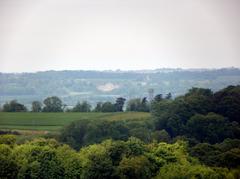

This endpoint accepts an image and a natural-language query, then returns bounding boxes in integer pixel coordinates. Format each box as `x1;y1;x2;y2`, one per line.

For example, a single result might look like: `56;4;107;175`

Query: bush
0;144;18;179
0;134;16;147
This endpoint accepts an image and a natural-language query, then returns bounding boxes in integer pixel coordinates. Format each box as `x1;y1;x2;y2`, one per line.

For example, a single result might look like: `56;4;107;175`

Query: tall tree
31;101;42;112
126;98;142;111
126;98;149;112
42;96;63;112
94;102;103;112
140;97;150;112
115;97;126;112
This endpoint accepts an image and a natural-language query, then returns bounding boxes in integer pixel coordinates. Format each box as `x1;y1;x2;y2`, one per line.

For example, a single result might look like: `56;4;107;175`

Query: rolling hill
1;68;240;107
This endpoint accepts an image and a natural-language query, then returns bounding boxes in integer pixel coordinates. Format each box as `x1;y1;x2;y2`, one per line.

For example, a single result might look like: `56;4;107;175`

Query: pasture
0;112;151;131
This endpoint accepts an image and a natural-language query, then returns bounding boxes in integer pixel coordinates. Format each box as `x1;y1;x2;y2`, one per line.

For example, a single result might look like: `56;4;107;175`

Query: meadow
0;112;151;131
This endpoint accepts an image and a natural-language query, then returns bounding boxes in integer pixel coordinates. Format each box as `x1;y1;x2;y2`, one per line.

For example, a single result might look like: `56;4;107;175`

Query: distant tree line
1;100;27;112
0;93;173;113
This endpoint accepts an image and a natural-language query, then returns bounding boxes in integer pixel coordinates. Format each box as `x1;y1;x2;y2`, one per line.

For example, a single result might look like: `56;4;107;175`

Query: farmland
0;112;151;131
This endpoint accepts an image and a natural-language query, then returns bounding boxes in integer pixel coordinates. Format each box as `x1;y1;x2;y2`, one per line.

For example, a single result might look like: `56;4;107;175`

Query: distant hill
1;68;240;107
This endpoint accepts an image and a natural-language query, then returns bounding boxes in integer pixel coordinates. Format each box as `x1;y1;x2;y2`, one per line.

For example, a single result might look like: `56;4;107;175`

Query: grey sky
0;0;240;72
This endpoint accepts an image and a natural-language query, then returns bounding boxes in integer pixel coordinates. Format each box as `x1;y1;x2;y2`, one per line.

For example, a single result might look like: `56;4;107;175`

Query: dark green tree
115;97;126;112
101;102;116;112
94;102;103;112
154;94;163;102
165;93;172;100
140;97;150;112
151;130;171;143
42;96;63;112
190;139;240;168
31;101;42;112
2;100;27;112
186;113;227;143
184;87;214;114
126;98;142;111
214;85;240;123
127;97;149;112
72;101;91;112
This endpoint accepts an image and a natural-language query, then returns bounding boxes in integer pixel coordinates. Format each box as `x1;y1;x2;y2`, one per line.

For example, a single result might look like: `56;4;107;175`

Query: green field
0;112;151;131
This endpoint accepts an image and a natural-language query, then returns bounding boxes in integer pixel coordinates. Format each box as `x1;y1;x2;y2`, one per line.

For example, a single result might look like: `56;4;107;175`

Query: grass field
0;112;151;131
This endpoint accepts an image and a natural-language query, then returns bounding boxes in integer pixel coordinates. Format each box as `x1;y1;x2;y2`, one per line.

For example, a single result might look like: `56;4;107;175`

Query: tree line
1;94;172;113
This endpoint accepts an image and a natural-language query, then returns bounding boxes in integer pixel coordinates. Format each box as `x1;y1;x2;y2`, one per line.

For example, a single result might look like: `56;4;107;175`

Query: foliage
214;85;240;123
72;101;91;112
92;98;126;112
165;92;172;100
1;85;240;178
156;163;233;179
42;96;63;112
2;100;27;112
56;145;82;179
151;130;171;143
154;94;163;102
0;134;16;147
101;102;116;112
117;156;152;179
186;113;228;143
59;119;130;150
31;101;42;112
184;87;214;114
129;127;151;143
94;102;103;112
126;97;150;112
0;144;19;179
13;144;64;178
59;114;154;150
190;139;240;168
0;135;239;179
115;97;126;112
152;86;240;144
79;144;114;179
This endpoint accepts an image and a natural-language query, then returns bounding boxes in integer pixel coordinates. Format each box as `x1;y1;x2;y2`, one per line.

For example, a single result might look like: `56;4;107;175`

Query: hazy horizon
1;0;240;72
1;67;240;74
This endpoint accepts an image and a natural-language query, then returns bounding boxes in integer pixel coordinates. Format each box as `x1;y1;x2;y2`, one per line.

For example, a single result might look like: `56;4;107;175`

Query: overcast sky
0;0;240;72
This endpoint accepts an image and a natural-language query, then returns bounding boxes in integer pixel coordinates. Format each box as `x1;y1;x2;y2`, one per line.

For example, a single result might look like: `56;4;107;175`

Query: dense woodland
0;85;240;178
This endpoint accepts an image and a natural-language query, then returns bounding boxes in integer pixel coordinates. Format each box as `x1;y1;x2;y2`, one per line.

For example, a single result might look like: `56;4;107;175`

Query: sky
0;0;240;72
